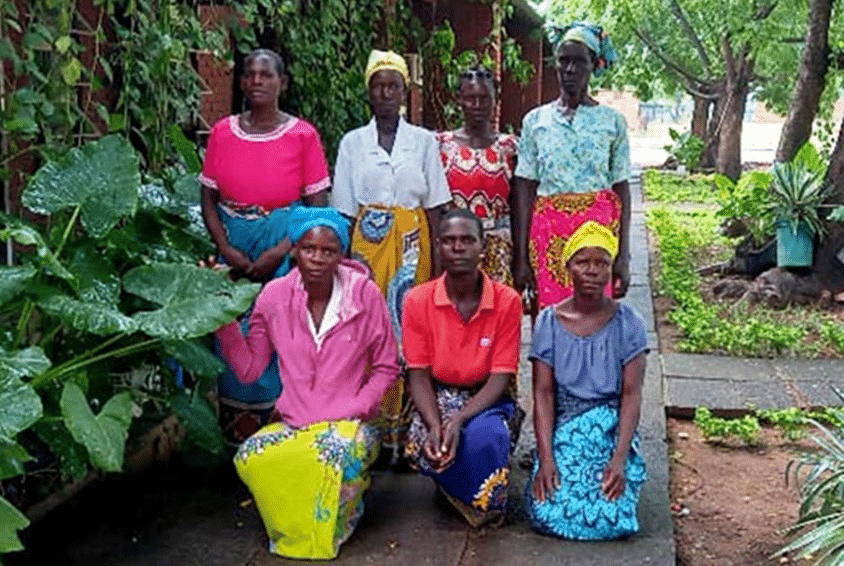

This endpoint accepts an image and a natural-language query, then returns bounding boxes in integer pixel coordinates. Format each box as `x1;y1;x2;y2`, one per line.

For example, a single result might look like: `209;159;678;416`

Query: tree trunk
699;84;723;170
691;94;710;139
716;78;748;181
814;115;844;293
827;115;844;200
775;0;832;163
717;37;752;182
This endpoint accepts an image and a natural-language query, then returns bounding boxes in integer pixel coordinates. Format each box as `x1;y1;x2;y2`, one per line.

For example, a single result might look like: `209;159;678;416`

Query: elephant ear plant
0;135;260;558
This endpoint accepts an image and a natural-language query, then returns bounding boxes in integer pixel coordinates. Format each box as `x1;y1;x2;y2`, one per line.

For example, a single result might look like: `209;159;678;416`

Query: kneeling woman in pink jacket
215;206;399;560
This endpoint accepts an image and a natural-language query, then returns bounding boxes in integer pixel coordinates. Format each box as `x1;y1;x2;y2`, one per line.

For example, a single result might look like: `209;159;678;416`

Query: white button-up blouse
331;117;451;217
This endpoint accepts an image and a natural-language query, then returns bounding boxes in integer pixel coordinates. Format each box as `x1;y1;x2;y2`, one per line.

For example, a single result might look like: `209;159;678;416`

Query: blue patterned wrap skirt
406;385;524;526
526;404;647;540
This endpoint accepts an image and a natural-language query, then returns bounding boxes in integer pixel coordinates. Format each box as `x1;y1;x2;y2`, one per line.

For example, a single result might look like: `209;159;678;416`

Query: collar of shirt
432;271;495;323
365;116;415;163
305;273;343;351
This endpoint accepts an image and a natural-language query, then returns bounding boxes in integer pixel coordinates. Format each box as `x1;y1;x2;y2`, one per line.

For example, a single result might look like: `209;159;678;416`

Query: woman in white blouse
331;49;451;453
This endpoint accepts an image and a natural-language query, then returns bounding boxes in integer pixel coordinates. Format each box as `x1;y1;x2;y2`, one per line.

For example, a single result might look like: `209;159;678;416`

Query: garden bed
645;168;844;564
645;170;844;359
668;419;807;566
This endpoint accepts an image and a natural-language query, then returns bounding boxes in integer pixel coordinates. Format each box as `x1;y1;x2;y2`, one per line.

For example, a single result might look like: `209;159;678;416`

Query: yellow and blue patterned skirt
234;420;379;559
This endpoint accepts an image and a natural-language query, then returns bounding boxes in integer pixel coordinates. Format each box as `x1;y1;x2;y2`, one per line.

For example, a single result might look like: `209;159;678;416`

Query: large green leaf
0;365;43;443
0;266;36;305
67;245;120;304
22;135;140;238
169;392;226;456
0;346;51;382
167;125;202;175
0;442;32;480
32;420;88;481
123;264;259;340
38;295;138;336
163;339;225;379
0;496;29;553
60;383;132;472
0;213;72;280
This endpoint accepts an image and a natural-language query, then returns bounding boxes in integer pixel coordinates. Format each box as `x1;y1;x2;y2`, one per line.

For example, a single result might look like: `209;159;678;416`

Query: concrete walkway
9;175;676;566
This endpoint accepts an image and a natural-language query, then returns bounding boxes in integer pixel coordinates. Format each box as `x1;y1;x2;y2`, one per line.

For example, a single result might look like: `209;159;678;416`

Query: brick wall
197;5;236;135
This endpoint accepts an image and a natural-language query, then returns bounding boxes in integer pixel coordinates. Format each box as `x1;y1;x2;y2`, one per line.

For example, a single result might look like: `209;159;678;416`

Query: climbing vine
388;0;535;130
232;0;384;164
0;0;232;180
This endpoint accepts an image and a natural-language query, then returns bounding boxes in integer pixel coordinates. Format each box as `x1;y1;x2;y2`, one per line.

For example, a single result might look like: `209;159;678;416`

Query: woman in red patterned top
437;67;518;287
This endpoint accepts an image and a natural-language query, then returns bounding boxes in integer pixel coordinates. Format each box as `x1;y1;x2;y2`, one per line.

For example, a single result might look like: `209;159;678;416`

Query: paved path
10;174;676;566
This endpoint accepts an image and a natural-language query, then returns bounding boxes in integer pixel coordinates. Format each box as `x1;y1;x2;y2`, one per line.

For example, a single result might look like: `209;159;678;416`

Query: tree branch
634;28;706;85
753;0;779;20
683;82;721;100
670;0;712;75
722;33;736;82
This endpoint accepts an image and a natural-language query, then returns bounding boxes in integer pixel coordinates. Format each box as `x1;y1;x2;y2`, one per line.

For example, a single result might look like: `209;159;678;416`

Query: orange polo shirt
402;272;522;388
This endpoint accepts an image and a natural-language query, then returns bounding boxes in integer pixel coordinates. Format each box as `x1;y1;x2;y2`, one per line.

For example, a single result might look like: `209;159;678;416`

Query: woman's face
241;56;286;107
294;227;343;286
457;79;494;125
556;41;594;98
438;217;483;277
368;70;406;120
567;246;612;295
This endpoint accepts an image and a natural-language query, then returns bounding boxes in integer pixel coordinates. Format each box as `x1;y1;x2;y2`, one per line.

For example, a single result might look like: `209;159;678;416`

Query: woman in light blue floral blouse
512;22;631;309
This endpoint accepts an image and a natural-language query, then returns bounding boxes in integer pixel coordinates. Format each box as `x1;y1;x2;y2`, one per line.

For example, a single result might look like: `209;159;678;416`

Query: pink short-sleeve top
199;115;331;211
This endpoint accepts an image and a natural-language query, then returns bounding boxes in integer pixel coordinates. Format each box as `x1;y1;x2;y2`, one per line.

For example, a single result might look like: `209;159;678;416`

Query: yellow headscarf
562;221;618;264
364;50;410;87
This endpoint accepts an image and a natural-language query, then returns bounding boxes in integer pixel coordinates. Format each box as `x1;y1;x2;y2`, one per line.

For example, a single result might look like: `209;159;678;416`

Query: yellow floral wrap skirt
351;205;431;447
234;420;379;559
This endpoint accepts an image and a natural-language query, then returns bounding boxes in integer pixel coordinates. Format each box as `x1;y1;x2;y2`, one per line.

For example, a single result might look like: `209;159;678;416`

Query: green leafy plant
779;412;844;564
0;0;230;179
694;407;761;445
714;169;775;247
663;128;704;172
770;142;832;238
642;170;719;204
0;135;259;557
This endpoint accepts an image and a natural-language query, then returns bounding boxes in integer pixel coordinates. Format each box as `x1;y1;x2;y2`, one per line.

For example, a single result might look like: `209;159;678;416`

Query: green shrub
694;407;761;445
643;169;719;204
663;128;704;172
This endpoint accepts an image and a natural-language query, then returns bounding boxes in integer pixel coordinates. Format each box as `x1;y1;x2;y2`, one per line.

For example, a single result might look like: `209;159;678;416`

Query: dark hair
457;66;497;99
244;49;285;77
440;207;484;240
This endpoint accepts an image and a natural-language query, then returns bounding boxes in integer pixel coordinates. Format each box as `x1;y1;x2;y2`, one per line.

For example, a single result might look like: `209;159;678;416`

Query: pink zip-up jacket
216;260;399;428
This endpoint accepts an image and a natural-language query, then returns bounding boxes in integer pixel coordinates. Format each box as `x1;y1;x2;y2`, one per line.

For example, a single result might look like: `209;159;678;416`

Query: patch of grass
643;169;719;204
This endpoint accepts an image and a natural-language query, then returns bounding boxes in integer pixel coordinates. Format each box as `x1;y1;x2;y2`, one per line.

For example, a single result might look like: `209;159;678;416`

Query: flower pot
744;238;776;277
776;221;813;267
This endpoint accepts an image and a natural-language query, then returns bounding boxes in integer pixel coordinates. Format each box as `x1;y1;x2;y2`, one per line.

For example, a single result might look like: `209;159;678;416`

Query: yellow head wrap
562;221;618;264
364;49;410;87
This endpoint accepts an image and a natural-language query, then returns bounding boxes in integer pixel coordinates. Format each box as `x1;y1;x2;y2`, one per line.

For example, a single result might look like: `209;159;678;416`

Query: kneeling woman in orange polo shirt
402;208;524;526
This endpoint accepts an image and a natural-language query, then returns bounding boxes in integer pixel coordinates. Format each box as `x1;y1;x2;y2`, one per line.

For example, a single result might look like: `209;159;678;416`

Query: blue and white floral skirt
526;404;647;540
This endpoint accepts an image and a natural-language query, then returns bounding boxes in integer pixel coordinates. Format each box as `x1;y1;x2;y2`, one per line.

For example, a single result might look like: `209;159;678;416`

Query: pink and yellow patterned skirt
529;189;621;309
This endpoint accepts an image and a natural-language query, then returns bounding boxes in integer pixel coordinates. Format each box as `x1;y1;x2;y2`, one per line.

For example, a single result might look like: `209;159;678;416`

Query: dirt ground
668;419;811;566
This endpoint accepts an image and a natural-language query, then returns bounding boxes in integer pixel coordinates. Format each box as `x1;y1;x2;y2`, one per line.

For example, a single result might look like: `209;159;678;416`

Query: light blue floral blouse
514;101;631;196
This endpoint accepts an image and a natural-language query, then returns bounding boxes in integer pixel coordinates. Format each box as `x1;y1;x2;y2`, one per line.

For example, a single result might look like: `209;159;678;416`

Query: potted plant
714;170;776;276
768;143;831;267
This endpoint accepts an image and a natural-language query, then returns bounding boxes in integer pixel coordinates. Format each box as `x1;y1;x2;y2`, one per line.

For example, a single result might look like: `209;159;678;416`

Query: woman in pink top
199;49;331;443
216;207;399;559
